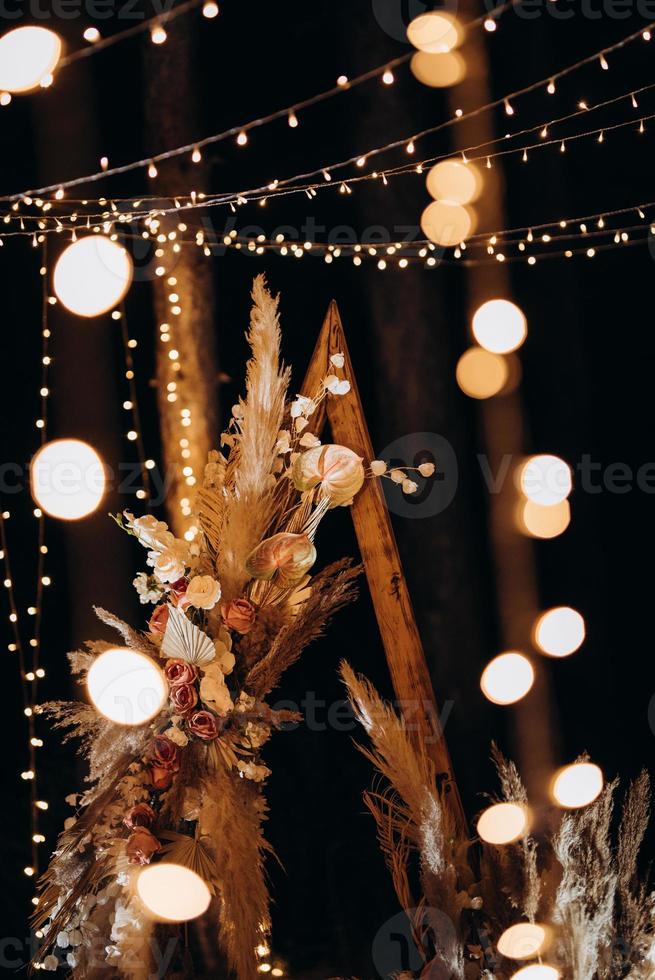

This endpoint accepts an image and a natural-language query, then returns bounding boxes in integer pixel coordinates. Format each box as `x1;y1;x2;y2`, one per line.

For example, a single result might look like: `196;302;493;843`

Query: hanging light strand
2;3;645;205
117;302;152;505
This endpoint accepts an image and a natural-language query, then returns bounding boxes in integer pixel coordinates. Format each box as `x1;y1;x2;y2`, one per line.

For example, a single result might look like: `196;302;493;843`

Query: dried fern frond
245;559;360;697
94;606;157;656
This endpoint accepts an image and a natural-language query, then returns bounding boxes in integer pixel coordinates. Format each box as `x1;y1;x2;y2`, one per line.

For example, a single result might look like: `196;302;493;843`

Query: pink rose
165;659;198;686
150;735;180;772
169;683;198;717
170;577;191;610
123;803;156;830
126;827;160;866
149;604;169;636
187;710;222;741
149;765;174;791
222;598;256;635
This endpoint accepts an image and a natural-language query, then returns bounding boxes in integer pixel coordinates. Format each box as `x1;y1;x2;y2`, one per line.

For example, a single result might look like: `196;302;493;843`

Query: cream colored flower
200;663;233;715
237;760;271;783
389;469;405;484
325;375;351;396
402;479;419;495
292;444;365;507
290;395;316;419
131;514;175;553
299;432;321;448
186;575;222;610
215;636;236;675
330;352;345;368
150;543;187;584
419;462;436;477
370;460;387;477
166;723;189;748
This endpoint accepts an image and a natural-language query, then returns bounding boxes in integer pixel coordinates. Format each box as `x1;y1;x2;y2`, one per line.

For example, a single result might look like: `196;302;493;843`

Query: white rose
200;663;233;715
151;542;187;584
186;575;222;610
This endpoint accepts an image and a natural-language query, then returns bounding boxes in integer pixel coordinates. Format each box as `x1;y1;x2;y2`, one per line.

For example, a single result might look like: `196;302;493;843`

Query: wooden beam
301;302;465;826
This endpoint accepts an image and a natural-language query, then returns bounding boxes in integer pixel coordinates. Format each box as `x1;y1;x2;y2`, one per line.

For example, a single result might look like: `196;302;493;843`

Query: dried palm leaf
161;605;216;666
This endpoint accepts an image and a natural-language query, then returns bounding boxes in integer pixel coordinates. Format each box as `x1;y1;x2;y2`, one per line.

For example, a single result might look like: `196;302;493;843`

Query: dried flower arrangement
341;664;655;980
31;277;436;978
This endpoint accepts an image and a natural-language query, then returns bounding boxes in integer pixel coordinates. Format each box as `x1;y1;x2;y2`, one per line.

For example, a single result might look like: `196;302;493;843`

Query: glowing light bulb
510;967;560;980
382;68;395;85
472;299;527;354
426;159;482;204
456;347;508;400
202;1;219;18
137;864;212;922
497;923;548;960
150;24;167;44
30;439;106;520
421;201;474;247
407;12;462;53
0;27;62;94
534;607;585;657
481;652;534;705
519;455;572;506
410;51;466;88
288;110;299;128
519;499;571;539
484;17;497;31
551;762;604;809
87;647;167;726
477;802;528;845
191;146;202;163
83;27;100;43
237;130;248;146
53;236;133;317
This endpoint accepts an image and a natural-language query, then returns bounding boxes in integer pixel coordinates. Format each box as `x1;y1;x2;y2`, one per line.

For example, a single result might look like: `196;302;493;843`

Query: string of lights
115;303;154;506
1;7;647;205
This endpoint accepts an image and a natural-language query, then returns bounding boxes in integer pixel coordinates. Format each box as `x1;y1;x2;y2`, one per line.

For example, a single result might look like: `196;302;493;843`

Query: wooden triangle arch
301;301;465;825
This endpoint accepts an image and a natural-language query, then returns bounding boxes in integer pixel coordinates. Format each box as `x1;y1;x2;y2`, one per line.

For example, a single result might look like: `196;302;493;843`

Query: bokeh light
0;27;62;94
410;51;466;87
53;236;133;317
30;439;106;520
497;923;548;960
534;607;586;657
426;159;482;204
551;762;604;809
472;300;528;354
481;652;534;705
137;864;212;922
87;648;168;726
519;499;571;539
407;12;462;53
456;347;508;400
477;802;529;844
421;201;474;247
510;966;560;980
520;455;572;506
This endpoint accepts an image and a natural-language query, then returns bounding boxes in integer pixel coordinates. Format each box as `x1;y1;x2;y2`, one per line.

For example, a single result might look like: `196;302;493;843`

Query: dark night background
1;1;655;976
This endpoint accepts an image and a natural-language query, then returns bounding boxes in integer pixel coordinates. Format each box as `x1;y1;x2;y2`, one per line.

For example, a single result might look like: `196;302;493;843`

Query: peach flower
126;827;160;866
222;598;256;635
292;444;365;507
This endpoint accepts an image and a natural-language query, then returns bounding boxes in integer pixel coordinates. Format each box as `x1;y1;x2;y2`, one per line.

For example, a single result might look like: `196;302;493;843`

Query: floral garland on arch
31;276;435;979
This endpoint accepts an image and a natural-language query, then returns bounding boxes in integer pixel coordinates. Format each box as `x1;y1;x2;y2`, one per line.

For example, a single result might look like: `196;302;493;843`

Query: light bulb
202;1;219;17
534;607;585;657
426;159;482;204
497;923;548;960
53;236;132;316
83;27;100;43
477;802;528;845
31;439;106;520
407;12;462;53
87;647;168;726
551;762;604;809
481;652;534;705
137;864;212;922
0;27;62;93
519;455;572;506
150;24;167;44
472;300;527;354
511;967;560;980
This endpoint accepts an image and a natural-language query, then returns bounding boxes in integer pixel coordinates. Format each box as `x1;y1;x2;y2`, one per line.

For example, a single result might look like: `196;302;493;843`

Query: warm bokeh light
0;27;62;94
407;12;462;53
137;864;212;922
520;455;573;506
410;51;466;88
421;201;474;247
477;802;529;845
472;300;528;354
426;159;482;204
481;652;534;705
497;923;548;960
87;648;168;726
534;607;586;657
202;1;219;17
551;762;604;809
510;966;560;980
456;347;508;400
519;499;571;539
54;236;133;317
30;439;106;520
